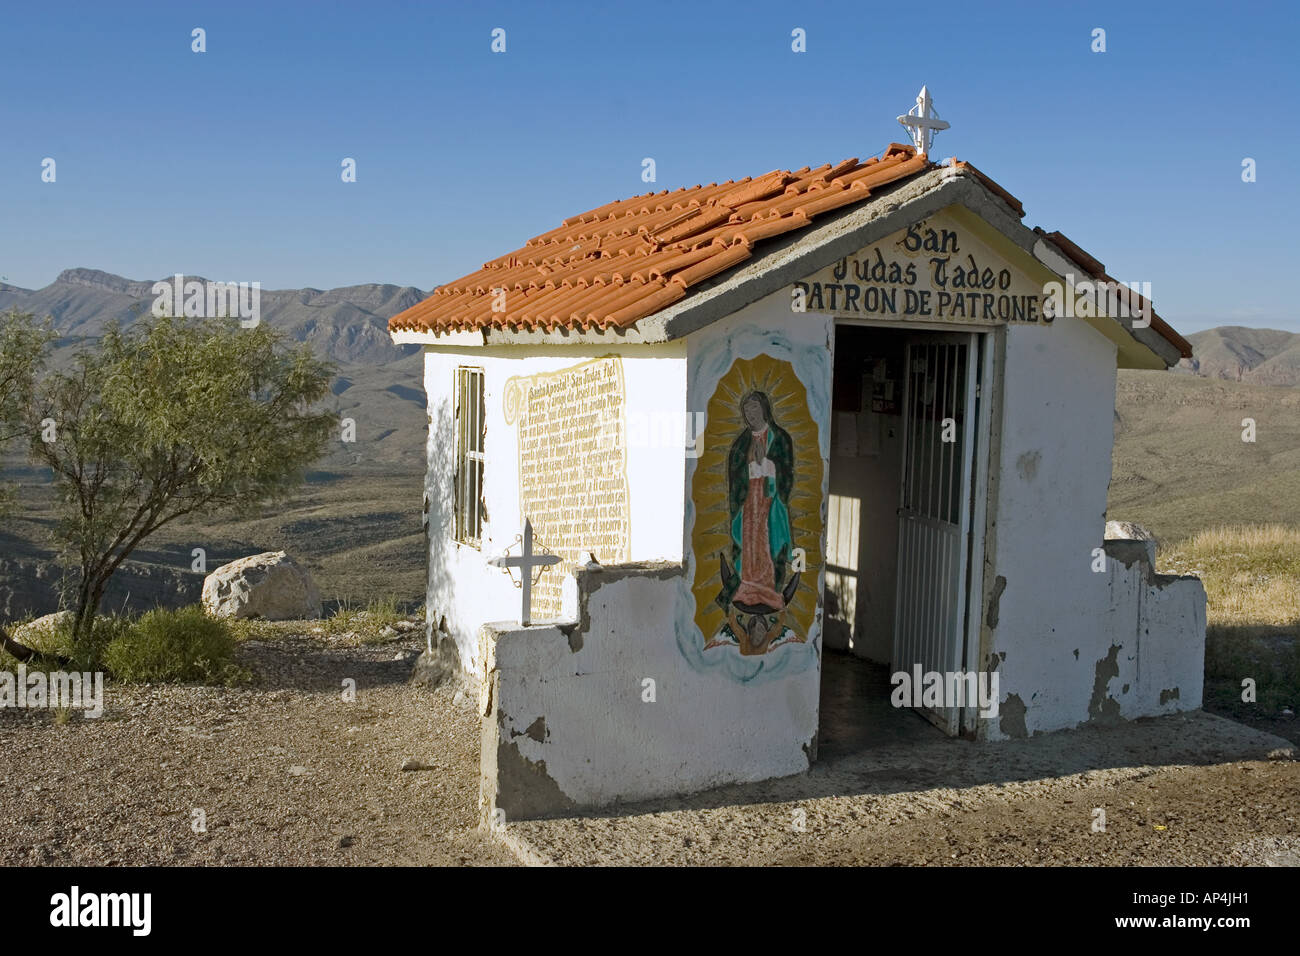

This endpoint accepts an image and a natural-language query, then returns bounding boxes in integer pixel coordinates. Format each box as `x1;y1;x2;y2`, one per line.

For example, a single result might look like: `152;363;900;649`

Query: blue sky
1;0;1296;333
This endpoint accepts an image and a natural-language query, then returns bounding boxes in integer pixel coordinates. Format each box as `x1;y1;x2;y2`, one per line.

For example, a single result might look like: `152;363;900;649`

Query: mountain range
0;267;426;364
1;269;432;470
2;270;1298;478
6;269;1298;385
1181;326;1300;385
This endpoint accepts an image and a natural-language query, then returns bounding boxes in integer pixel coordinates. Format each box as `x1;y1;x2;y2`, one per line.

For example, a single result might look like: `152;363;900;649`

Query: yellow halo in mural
690;353;824;655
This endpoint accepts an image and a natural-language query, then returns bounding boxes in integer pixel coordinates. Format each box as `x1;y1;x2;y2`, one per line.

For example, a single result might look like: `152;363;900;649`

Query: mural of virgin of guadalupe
713;390;803;655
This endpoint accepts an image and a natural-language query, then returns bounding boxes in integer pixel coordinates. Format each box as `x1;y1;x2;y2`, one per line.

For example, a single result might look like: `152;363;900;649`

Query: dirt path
507;712;1298;866
3;631;1294;867
0;631;515;866
770;761;1300;866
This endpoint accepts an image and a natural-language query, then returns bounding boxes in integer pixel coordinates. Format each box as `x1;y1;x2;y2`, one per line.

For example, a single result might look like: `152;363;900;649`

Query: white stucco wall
985;317;1205;738
479;288;833;815
483;568;820;814
422;344;688;680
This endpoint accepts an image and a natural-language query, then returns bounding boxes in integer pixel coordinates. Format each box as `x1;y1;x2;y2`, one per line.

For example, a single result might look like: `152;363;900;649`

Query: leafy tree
22;313;337;648
0;310;55;660
0;310;54;510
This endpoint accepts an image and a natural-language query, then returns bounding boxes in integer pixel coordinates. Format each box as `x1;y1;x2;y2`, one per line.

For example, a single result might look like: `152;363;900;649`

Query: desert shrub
60;613;133;672
1;611;129;671
222;617;292;643
322;595;407;641
1203;632;1300;713
104;606;244;684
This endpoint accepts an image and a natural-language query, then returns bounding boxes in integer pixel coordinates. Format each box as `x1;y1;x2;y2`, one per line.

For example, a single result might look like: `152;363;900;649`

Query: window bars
454;367;485;546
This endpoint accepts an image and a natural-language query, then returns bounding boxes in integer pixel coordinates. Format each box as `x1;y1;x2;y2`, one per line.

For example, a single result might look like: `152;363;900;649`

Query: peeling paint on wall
1015;449;1041;481
561;561;681;655
985;575;1007;628
515;716;547;742
490;738;576;821
999;693;1028;738
802;731;818;764
1088;643;1123;724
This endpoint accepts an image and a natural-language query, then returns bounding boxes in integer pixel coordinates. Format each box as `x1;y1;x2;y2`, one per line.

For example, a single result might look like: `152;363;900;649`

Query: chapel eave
394;166;1188;370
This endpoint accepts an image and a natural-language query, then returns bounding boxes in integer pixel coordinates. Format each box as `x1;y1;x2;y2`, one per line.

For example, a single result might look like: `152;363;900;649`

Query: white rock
201;551;322;621
11;611;76;654
1104;520;1157;541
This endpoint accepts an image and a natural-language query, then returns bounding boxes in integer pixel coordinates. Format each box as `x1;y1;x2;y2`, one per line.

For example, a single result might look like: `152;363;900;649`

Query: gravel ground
3;629;1295;868
766;761;1300;866
0;628;516;866
506;712;1298;866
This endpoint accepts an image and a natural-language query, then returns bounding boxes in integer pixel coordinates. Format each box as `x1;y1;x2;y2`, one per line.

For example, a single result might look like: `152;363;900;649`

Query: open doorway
818;322;986;758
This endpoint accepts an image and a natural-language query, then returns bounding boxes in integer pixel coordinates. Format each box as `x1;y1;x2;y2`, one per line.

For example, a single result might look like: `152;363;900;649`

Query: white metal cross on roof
897;85;950;156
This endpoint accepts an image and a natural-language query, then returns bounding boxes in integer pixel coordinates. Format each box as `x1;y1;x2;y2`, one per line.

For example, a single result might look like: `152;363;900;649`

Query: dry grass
320;596;413;643
1163;524;1300;726
221;598;420;647
1164;524;1300;630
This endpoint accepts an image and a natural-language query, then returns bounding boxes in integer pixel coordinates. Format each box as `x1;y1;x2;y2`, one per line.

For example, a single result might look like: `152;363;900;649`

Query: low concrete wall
480;561;820;822
479;544;1206;820
1100;538;1207;720
989;536;1206;739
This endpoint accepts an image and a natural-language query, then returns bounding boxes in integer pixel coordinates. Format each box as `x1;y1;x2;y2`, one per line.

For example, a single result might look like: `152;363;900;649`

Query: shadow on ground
520;650;1296;821
236;635;421;693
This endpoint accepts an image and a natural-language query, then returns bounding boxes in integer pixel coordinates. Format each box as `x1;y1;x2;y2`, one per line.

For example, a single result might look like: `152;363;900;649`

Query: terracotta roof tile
654;206;735;245
789;181;870;218
735;210;811;244
674;242;754;287
712;171;792;208
1041;229;1105;275
389;143;936;335
642;244;723;280
607;278;685;327
388;142;1184;355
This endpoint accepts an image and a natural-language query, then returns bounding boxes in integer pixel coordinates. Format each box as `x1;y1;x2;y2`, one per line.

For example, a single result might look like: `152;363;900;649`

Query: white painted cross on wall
487;519;561;627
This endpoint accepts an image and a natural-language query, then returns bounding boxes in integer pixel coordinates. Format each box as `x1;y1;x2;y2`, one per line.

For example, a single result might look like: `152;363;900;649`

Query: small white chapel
388;90;1206;820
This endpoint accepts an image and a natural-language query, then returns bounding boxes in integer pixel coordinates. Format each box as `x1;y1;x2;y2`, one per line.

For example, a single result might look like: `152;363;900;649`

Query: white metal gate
893;333;980;735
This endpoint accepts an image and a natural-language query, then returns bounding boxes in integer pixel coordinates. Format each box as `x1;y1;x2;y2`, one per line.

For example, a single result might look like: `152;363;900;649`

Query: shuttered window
454;367;485;546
